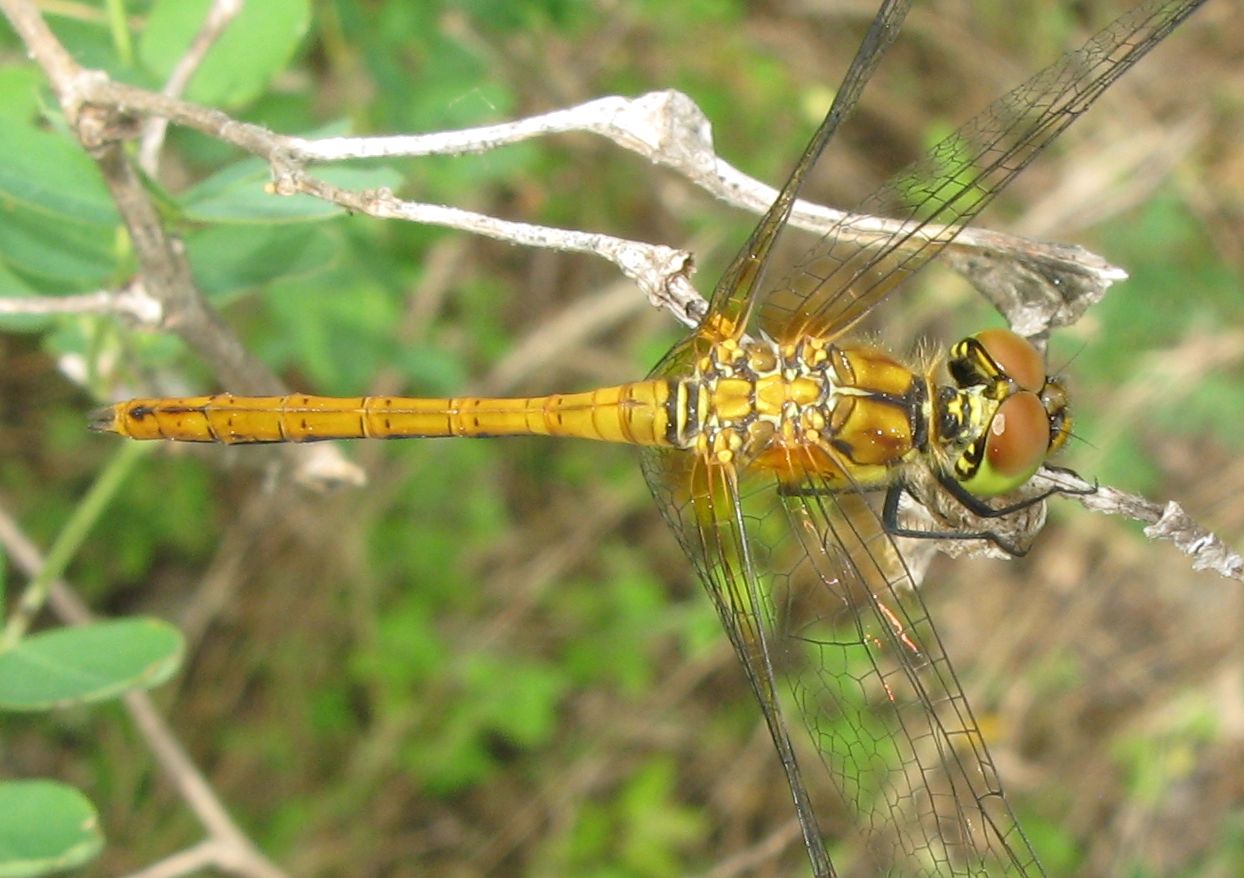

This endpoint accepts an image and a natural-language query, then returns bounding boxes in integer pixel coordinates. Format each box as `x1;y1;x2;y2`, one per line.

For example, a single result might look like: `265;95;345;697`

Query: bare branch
287;89;1129;335
119;840;218;878
0;1;272;391
276;170;706;327
62;76;1126;335
87;142;281;394
1056;471;1244;583
273;89;1119;325
895;462;1243;588
138;0;245;175
0;283;162;323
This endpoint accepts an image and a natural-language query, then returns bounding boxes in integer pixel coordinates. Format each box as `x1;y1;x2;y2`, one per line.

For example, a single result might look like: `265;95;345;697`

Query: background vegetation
1;1;1242;876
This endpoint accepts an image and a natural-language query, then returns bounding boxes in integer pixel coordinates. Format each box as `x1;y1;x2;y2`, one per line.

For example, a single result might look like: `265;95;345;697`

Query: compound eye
974;328;1046;392
960;392;1048;497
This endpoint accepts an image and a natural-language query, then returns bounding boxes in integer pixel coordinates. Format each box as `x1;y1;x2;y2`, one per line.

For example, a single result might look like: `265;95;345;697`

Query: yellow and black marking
93;330;1067;506
681;336;929;489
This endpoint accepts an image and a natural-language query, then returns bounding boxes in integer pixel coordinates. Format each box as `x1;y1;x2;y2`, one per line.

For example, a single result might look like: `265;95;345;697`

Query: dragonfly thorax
671;328;1070;499
675;336;927;490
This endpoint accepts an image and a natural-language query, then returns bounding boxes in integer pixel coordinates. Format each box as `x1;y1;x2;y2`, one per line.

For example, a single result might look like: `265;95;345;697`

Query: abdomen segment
90;380;677;447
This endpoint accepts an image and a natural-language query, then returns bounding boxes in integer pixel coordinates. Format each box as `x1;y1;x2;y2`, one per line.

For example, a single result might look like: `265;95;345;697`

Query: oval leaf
140;0;311;108
0;204;117;287
0;68;46;126
0;125;118;226
187;223;339;301
0;619;183;711
0;780;103;877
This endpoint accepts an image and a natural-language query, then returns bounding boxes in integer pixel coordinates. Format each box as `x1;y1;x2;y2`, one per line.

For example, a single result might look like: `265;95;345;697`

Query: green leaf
464;654;566;748
140;0;312;108
0;125;118;226
618;759;705;875
0;202;116;287
0;780;103;876
259;275;402;391
179;159;405;223
0;619;183;710
35;15;125;77
0;67;46;125
186;223;339;301
389;346;468;397
1009;809;1082;875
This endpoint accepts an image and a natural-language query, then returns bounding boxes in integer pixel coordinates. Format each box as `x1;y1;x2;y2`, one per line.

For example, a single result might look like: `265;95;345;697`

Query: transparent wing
640;441;1047;876
703;0;913;342
639;445;835;877
777;458;1045;875
642;3;1210;874
737;0;1208;344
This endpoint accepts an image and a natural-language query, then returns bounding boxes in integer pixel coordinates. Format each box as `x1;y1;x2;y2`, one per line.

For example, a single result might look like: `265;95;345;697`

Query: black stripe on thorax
908;376;929;451
664;378;699;447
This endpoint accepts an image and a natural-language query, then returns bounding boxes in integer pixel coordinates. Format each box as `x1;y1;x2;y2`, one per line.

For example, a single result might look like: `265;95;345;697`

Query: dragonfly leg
881;482;1031;557
776;477;1028;552
1043;464;1100;494
935;468;1094;518
775;477;1029;553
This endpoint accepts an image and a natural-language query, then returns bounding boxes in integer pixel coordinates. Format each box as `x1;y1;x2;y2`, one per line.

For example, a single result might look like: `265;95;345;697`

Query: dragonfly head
942;328;1072;498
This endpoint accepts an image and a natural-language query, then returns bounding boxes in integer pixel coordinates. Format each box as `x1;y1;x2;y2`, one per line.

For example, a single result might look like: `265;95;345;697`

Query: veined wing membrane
639;444;836;877
778;462;1043;875
640;439;1045;875
753;0;1210;345
703;0;913;342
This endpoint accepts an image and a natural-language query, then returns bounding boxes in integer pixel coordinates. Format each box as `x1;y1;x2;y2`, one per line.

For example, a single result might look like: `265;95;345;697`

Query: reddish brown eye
959;391;1051;497
975;327;1045;392
986;392;1048;480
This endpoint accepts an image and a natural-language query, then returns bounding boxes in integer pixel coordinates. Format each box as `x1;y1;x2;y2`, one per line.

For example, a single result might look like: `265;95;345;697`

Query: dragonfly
92;0;1209;874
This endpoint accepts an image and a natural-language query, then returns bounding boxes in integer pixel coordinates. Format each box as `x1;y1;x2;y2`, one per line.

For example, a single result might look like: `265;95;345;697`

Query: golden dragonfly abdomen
91;328;1059;500
90;380;678;447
